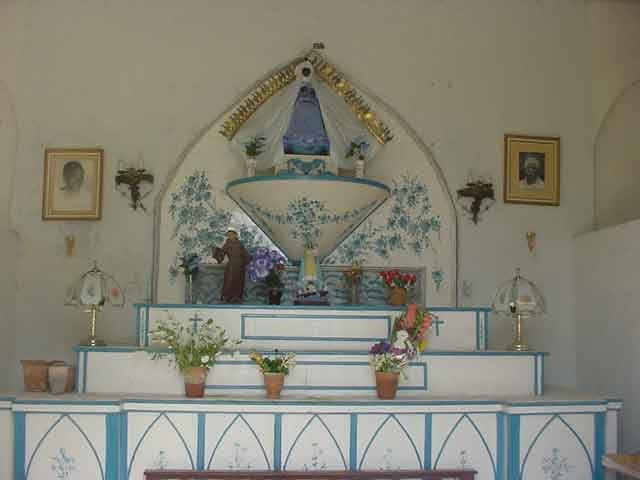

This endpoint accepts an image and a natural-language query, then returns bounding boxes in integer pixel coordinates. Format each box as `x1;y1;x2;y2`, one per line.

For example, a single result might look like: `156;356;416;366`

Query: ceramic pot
263;372;285;399
48;363;75;395
375;371;400;399
267;289;283;305
21;360;50;392
388;287;407;306
183;366;208;398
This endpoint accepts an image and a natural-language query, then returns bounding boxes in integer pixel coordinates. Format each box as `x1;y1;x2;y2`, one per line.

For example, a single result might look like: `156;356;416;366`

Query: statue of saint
213;228;251;303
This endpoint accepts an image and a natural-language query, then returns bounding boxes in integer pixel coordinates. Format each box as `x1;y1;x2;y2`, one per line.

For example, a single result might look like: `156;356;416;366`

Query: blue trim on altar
13;412;25;480
240;313;393;342
226;174;392;194
134;302;492;311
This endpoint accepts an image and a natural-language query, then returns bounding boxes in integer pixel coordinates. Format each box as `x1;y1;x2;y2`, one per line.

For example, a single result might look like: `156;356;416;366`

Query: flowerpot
263;372;285;399
267;289;283;305
21;360;50;392
388;287;407;306
48;363;75;395
183;366;208;398
375;371;399;399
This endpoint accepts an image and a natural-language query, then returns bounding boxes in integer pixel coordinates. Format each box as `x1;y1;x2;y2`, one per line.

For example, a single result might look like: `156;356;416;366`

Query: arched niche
595;80;640;229
153;52;458;306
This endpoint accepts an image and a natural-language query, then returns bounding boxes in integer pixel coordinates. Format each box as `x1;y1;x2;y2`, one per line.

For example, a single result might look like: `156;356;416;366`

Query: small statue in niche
346;139;369;178
212;228;251;303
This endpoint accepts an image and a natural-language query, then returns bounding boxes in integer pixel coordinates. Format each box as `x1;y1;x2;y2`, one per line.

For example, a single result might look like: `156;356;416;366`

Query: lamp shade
65;261;125;308
491;268;546;318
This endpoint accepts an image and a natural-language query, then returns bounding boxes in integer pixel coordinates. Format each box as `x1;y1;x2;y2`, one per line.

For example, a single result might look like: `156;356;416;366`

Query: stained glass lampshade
65;261;125;346
491;268;546;351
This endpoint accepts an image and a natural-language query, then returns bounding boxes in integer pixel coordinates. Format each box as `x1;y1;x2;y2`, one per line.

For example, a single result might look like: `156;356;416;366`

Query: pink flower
403;304;417;329
418;314;433;337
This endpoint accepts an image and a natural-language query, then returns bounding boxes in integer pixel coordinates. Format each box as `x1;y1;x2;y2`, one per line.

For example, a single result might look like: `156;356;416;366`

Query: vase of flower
267;288;283;305
380;270;417;306
389;287;407;306
250;350;296;399
147;317;241;399
173;253;201;304
369;340;410;400
247;248;287;305
183;366;208;398
375;371;400;399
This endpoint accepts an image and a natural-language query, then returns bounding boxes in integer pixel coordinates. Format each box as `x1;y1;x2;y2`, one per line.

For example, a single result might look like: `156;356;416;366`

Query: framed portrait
504;134;560;205
42;148;104;220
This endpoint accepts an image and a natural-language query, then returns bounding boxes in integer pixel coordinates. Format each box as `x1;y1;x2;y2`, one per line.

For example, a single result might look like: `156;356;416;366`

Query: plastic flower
200;355;210;364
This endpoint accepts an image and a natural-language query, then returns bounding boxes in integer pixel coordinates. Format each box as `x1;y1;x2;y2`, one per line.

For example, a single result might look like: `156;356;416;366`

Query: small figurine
212;228;251;303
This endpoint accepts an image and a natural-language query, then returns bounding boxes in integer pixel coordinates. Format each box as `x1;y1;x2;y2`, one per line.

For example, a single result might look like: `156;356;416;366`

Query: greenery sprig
249;349;296;375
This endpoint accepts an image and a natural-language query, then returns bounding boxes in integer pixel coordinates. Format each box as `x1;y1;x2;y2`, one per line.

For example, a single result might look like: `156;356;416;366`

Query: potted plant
148;317;240;398
368;340;410;399
247;248;287;305
249;350;296;399
242;135;267;176
379;269;417;306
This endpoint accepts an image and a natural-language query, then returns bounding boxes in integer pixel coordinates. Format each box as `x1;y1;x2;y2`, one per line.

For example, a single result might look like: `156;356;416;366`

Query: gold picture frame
42;148;104;220
504;134;560;206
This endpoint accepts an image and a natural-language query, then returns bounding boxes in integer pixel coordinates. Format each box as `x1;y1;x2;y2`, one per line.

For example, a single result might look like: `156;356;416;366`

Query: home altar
0;50;623;480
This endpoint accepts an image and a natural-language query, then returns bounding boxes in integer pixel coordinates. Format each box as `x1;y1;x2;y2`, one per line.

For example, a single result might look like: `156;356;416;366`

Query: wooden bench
144;470;477;480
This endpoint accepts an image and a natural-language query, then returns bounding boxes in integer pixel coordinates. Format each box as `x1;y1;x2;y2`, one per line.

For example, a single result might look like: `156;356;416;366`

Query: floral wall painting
42;148;103;220
504;134;560;206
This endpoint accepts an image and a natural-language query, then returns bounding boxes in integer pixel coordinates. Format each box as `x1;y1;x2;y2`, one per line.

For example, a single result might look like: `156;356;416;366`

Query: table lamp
65;261;125;346
491;268;546;351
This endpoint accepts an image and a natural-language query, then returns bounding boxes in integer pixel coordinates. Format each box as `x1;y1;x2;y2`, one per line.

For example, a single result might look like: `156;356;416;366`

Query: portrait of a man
518;152;545;189
42;148;103;220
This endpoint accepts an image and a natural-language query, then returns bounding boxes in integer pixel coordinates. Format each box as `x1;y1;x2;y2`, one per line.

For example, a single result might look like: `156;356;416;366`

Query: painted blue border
594;412;605;480
497;413;505;480
225;174;392;194
424;413;432;469
240;313;393;342
105;413;119;480
197;413;205;470
119;412;128;480
508;415;520;480
349;414;358;471
133;302;492;312
13;412;25;480
273;413;282;471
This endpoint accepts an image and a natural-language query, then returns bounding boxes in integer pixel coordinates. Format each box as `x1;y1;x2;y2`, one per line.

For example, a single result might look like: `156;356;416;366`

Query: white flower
200;355;210;364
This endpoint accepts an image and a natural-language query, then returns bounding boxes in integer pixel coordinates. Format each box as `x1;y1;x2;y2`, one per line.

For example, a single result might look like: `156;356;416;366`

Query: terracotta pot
267;289;283;305
375;371;400;399
388;287;407;306
183;366;208;398
263;372;285;399
48;363;75;395
21;360;50;392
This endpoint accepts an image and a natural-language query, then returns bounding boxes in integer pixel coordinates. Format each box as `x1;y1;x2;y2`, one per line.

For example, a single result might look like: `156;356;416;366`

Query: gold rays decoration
219;50;393;145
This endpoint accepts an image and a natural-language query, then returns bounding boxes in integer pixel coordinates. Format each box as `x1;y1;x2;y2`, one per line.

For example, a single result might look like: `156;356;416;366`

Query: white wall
574;219;640;450
1;0;629;391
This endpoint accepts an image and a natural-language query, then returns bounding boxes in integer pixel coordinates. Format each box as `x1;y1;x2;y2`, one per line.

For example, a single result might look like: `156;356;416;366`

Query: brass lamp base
82;336;106;347
83;305;107;347
507;313;532;352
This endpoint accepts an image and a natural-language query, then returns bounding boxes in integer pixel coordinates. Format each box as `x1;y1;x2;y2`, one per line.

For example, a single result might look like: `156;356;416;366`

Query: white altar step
75;347;547;397
136;304;491;351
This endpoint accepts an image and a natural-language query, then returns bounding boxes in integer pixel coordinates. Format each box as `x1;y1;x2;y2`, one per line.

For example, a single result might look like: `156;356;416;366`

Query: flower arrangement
242;135;267;157
369;340;410;374
379;269;417;290
249;349;296;375
247;247;287;290
392;304;434;353
169;253;201;279
148;317;240;372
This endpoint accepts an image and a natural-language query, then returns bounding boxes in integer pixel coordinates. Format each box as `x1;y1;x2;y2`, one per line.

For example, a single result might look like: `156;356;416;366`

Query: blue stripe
273;413;282;471
497;413;505;480
105;413;119;480
475;311;481;350
133;303;492;312
424;414;432;469
120;412;128;480
594;413;605;480
350;414;358;471
226;173;391;193
197;413;205;470
507;415;520;480
13;412;25;480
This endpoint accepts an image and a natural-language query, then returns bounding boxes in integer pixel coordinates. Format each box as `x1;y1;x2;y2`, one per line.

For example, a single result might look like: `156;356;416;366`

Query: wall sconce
457;178;495;224
115;167;154;212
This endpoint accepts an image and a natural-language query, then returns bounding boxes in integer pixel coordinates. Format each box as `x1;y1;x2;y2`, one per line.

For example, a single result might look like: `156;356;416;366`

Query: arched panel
282;414;348;471
358;414;422;470
207;414;271;470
